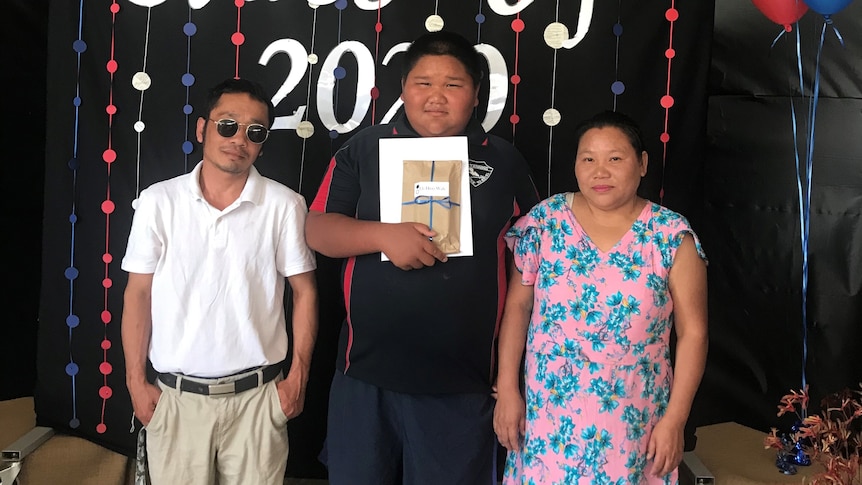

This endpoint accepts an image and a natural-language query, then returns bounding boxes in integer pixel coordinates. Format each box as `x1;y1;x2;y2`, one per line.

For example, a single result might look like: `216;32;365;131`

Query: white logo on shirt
469;160;493;187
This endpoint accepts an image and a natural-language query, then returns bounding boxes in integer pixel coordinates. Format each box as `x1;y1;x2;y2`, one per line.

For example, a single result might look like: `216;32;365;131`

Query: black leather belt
158;364;281;396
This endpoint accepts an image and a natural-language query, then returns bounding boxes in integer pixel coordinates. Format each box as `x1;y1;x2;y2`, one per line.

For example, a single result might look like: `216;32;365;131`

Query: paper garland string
181;8;198;173
64;0;88;431
542;1;564;195
611;0;625;111
95;0;122;435
508;13;524;139
658;2;679;204
232;0;246;79
294;4;322;193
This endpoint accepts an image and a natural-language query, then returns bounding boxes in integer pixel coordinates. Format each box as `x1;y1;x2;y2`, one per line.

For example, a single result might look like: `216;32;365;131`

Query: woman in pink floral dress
494;111;708;484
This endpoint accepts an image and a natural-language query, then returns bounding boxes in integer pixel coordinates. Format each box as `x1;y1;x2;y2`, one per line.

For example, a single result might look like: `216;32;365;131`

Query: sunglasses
208;118;270;144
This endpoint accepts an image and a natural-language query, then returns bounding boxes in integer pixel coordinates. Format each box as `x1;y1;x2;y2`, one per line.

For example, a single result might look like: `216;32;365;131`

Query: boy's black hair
402;31;483;87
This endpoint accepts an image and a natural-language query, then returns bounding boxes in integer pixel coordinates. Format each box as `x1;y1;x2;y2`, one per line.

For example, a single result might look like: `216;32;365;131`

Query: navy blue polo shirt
310;113;539;394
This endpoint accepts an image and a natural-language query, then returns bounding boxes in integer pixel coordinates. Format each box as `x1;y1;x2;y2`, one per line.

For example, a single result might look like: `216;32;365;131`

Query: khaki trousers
145;377;289;485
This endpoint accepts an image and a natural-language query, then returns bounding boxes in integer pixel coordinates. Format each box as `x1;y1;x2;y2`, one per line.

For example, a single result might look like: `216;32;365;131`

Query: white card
379;136;474;261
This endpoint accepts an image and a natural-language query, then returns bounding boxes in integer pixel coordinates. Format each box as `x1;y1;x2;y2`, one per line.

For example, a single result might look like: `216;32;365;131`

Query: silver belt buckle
207;382;236;396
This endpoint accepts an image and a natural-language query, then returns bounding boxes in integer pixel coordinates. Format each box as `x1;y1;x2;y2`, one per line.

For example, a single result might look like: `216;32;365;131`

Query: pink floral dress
502;193;706;485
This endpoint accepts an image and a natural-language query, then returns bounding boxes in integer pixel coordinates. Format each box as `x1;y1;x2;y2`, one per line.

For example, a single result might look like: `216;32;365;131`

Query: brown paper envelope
401;160;461;253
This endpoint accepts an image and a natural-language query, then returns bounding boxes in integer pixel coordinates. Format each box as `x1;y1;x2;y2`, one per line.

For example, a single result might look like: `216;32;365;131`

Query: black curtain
1;0;46;402
699;0;862;433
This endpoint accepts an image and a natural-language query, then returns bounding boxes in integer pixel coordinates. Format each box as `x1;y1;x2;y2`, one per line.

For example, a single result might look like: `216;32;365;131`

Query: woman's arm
648;234;708;477
493;260;534;451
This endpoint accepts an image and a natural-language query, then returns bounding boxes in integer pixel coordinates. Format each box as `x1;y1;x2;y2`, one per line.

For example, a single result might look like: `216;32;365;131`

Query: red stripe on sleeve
489;196;526;378
490;213;515;380
310;157;337;212
342;256;356;371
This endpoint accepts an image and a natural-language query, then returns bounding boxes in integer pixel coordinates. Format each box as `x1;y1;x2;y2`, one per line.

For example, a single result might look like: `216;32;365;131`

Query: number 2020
259;38;509;135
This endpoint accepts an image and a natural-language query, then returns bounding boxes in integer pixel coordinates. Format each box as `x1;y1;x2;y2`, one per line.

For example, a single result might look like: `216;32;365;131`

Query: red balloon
751;0;809;30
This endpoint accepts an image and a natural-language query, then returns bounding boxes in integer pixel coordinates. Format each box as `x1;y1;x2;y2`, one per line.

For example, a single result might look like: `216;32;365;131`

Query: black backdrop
703;0;862;435
3;0;861;479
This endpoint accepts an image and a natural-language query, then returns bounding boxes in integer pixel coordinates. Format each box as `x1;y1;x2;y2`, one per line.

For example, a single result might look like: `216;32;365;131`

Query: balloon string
770;28;786;49
794;24;803;93
796;20;828;415
792;24;807;408
824;15;846;47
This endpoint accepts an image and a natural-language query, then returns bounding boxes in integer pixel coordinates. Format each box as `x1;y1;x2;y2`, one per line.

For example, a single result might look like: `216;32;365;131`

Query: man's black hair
203;78;275;127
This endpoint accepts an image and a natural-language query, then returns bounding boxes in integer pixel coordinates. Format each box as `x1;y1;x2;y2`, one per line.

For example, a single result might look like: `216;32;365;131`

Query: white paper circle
134;121;146;133
132;72;152;91
296;120;315;139
425;15;444;32
543;22;569;50
308;53;319;65
542;108;561;127
131;198;139;210
127;0;167;7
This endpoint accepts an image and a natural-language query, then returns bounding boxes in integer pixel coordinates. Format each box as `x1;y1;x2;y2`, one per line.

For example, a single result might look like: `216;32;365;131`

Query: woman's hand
493;388;526;451
647;416;685;478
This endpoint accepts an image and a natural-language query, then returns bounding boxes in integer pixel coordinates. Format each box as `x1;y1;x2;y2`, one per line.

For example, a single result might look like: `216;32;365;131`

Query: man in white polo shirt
120;78;317;485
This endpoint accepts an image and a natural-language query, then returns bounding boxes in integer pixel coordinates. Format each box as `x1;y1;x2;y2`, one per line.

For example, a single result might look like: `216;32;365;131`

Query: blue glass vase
789;421;811;466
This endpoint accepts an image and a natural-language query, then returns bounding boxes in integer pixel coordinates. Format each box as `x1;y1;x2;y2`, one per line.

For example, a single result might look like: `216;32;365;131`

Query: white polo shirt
121;161;316;377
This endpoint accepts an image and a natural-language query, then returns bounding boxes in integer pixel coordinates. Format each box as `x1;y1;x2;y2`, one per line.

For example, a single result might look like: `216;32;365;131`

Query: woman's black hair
573;110;646;154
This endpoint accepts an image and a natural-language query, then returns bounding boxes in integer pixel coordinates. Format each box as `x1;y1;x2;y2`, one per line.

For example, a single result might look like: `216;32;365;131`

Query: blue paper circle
334;66;347;80
65;362;79;376
182;141;194;154
182;73;195;87
68;157;80;170
611;81;625;95
73;39;87;54
69;418;80;429
613;23;624;37
475;13;486;24
335;0;348;10
66;314;80;328
183;22;197;36
329;129;339;139
183;104;193;115
68;213;77;223
65;266;79;280
73;96;82;107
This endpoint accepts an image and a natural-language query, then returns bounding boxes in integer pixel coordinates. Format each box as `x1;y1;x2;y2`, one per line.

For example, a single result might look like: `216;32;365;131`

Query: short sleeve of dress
505;203;544;286
654;206;708;269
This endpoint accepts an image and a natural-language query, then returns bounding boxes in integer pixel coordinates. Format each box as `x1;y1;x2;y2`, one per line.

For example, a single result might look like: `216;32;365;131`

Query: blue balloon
803;0;854;15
